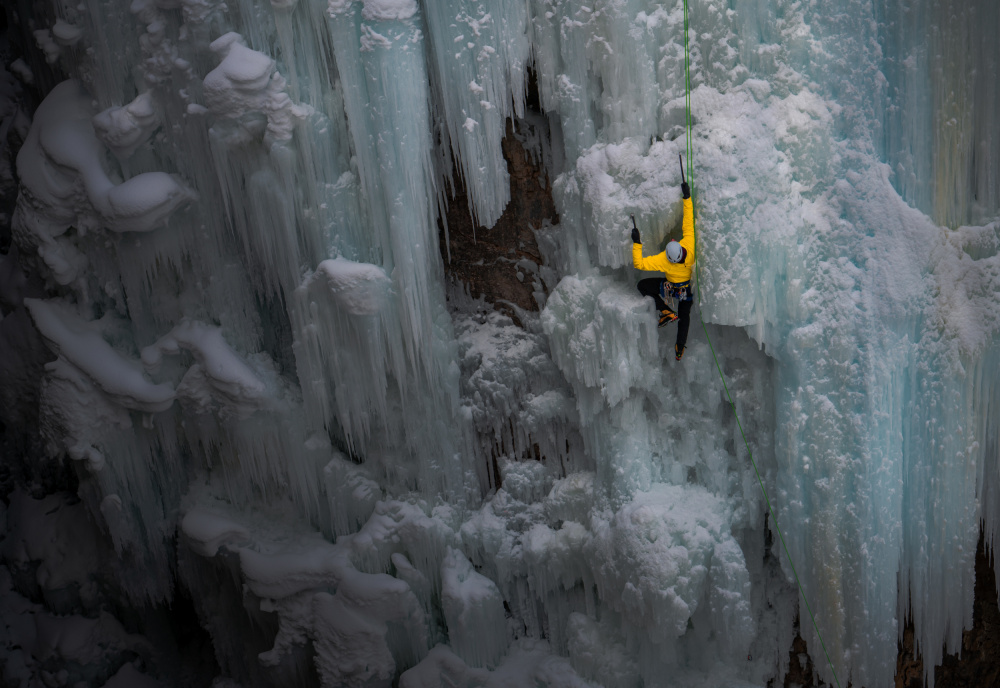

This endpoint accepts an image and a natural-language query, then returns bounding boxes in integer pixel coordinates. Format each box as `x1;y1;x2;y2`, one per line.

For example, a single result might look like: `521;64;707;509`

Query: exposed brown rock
438;116;558;314
784;632;820;688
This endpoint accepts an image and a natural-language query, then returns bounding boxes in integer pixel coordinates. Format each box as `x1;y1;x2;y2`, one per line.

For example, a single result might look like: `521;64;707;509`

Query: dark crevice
439;70;559;316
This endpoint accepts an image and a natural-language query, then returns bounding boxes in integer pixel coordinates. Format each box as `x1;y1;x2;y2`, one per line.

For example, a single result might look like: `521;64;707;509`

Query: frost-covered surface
1;1;999;688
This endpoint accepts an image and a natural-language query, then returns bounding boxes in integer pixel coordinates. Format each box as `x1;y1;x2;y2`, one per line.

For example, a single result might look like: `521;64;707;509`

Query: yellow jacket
632;197;695;284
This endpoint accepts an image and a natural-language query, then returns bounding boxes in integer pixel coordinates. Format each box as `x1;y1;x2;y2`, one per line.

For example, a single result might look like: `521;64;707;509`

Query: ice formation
1;0;999;687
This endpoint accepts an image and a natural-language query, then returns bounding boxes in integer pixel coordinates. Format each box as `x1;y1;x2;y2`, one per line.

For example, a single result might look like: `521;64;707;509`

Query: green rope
679;3;842;687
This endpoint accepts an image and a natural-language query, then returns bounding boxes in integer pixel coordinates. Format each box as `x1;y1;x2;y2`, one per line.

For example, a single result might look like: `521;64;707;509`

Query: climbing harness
662;280;691;302
680;0;843;685
660;279;692;314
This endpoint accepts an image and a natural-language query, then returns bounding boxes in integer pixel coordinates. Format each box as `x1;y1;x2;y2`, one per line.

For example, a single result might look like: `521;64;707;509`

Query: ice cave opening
1;1;999;687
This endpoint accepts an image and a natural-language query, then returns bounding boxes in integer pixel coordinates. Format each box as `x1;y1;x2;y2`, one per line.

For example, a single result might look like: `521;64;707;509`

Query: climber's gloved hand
681;182;691;199
631;224;641;244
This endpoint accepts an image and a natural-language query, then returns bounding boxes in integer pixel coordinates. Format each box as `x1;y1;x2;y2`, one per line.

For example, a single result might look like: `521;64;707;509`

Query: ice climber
632;181;696;361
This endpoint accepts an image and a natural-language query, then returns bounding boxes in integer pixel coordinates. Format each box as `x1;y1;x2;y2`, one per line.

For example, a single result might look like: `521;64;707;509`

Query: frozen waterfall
0;0;998;687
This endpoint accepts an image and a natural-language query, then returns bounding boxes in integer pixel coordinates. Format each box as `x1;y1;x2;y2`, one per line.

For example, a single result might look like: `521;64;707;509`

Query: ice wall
2;0;1000;687
876;0;1000;228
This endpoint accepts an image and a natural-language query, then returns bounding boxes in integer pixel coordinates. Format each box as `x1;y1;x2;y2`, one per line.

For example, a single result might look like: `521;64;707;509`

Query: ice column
315;0;475;499
327;1;441;366
421;0;530;227
527;0;659;163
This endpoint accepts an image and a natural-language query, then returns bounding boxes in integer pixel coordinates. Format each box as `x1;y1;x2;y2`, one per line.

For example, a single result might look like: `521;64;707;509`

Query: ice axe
679;153;686;186
629;213;641;244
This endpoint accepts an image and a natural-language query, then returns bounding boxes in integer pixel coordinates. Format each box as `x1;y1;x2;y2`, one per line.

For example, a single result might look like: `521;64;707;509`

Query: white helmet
666;241;686;263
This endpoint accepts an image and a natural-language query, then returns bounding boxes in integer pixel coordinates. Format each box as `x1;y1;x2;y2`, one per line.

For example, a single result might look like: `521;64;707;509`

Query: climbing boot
658;309;678;328
675;344;685;361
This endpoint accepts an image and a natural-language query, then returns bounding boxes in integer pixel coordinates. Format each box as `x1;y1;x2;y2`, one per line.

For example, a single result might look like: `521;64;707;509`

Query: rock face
439;116;558;314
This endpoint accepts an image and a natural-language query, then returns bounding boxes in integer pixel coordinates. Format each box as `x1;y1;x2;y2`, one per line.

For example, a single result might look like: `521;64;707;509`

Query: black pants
637;278;693;351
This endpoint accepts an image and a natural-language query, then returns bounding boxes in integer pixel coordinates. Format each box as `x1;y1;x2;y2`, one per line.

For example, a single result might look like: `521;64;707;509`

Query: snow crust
92;92;159;161
308;256;391;315
13;80;192;269
361;0;417;21
203;33;312;143
25;298;175;414
141;320;265;418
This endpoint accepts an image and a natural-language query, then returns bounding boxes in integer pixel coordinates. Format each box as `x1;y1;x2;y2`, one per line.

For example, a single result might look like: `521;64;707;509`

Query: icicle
421;0;530;227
